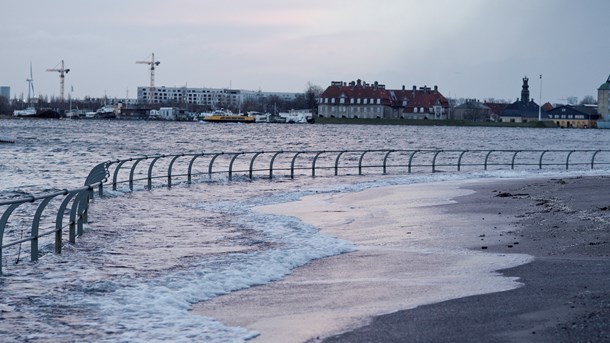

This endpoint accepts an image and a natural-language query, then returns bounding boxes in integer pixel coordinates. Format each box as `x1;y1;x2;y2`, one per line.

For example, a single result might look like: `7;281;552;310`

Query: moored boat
13;107;37;117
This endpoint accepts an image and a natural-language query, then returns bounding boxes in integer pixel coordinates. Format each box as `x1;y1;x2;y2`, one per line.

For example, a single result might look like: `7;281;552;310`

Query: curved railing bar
147;155;164;190
0;202;24;274
312;151;326;177
334;151;346;176
432;150;443;173
382;150;395;174
511;151;521;170
112;159;131;191
187;153;205;184
55;191;78;253
408;150;419;173
539;150;549;169
484;150;495;171
208;153;224;179
249;152;264;180
269;151;283;179
168;154;184;188
129;156;149;192
229;153;244;181
457;150;469;171
591;150;602;169
290;152;304;179
566;150;576;170
358;150;370;175
30;195;62;262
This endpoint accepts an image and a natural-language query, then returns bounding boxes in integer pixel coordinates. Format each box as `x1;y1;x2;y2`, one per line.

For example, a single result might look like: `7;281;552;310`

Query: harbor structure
0;86;9;99
546;105;599;128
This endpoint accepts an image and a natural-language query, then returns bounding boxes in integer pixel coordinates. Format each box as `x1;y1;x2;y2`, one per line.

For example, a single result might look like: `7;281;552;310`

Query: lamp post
538;74;542;121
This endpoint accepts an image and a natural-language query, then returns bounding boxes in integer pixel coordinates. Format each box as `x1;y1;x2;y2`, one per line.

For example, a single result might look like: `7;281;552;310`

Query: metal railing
2;149;610;275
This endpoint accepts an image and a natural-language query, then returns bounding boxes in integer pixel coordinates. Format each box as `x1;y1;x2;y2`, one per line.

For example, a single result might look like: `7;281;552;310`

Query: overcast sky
2;0;609;103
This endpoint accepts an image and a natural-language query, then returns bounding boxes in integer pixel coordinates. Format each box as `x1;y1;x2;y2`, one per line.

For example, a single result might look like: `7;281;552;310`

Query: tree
566;96;578;105
304;82;323;113
579;95;597;105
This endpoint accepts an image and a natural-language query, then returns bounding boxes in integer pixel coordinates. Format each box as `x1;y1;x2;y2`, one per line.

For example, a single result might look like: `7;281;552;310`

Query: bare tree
579;95;597;105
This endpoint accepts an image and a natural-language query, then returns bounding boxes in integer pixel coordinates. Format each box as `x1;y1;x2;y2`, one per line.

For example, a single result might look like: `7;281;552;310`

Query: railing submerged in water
2;148;610;275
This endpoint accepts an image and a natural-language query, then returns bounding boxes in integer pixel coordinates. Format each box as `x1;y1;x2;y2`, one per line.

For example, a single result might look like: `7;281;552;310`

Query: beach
192;176;610;342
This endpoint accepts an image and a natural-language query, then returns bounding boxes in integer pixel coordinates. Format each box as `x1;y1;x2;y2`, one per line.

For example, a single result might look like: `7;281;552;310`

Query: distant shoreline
0;114;557;128
316;117;556;128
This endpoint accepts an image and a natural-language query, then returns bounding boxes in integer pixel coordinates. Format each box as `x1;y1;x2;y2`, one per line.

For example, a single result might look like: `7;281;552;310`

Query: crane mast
136;53;160;104
46;60;70;102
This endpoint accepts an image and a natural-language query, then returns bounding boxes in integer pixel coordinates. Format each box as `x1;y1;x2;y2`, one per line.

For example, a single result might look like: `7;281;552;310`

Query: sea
1;119;610;342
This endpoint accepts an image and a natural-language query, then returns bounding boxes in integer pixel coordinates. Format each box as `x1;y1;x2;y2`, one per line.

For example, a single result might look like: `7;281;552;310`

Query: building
317;80;449;120
598;75;610;119
546;105;599;128
0;86;10;99
137;86;299;108
501;77;547;123
454;99;492;121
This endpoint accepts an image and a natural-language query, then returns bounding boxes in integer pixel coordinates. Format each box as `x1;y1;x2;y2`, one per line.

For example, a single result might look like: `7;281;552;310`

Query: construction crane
46;60;70;102
26;61;35;103
136;53;160;104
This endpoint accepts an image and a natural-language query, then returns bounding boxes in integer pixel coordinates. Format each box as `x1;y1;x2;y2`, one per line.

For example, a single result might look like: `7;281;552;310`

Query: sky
1;0;609;104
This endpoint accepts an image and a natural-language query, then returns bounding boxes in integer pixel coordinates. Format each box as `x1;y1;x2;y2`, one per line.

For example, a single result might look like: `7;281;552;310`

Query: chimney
357;79;362;86
412;85;417;91
402;85;405;90
434;85;438;92
374;81;378;88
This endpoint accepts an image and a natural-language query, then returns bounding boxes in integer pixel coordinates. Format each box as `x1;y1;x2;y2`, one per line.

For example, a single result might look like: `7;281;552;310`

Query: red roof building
318;79;449;120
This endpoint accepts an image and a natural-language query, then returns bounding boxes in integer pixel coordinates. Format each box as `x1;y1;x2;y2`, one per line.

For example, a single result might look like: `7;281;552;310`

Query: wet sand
324;176;610;342
192;180;537;342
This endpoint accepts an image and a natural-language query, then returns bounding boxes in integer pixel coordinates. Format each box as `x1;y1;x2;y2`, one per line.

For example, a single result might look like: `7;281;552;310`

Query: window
357;98;361;104
364;99;368;104
350;98;354;104
340;98;345;104
377;99;381;104
331;98;335;104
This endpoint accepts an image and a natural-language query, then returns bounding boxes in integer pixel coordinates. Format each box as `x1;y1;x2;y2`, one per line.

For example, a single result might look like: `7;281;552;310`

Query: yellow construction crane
46;60;70;102
136;53;160;104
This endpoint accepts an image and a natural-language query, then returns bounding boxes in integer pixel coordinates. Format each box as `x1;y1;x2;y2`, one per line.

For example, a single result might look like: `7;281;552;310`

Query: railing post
269;151;283;179
168;154;184;188
112;159;130;191
312;151;326;177
484;150;495;171
511;151;520;170
208;153;223;180
591;150;602;169
408;150;419;173
539;150;548;169
249;152;264;180
147;155;164;190
334;151;346;176
358;151;370;175
457;150;468;171
383;150;394;174
129;156;148;192
566;150;575;170
187;153;205;184
290;152;303;179
31;196;58;262
229;153;244;181
55;191;77;253
432;150;443;173
0;202;24;275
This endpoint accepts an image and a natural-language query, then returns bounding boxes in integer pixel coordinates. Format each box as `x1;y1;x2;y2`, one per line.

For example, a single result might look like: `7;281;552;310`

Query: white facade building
137;86;299;107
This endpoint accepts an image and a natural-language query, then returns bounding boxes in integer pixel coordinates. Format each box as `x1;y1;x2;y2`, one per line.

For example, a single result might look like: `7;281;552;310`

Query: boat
0;135;16;143
13;107;37;117
200;109;255;123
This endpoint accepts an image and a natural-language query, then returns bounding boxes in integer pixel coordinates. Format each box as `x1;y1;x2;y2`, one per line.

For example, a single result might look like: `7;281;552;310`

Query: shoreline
324;176;610;342
192;178;541;342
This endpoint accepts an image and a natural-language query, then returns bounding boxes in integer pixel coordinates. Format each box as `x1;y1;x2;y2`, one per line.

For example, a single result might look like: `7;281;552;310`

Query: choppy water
1;119;610;342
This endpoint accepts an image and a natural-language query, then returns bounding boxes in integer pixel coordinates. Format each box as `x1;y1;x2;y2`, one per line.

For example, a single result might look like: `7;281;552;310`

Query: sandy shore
192;179;540;342
324;176;610;342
